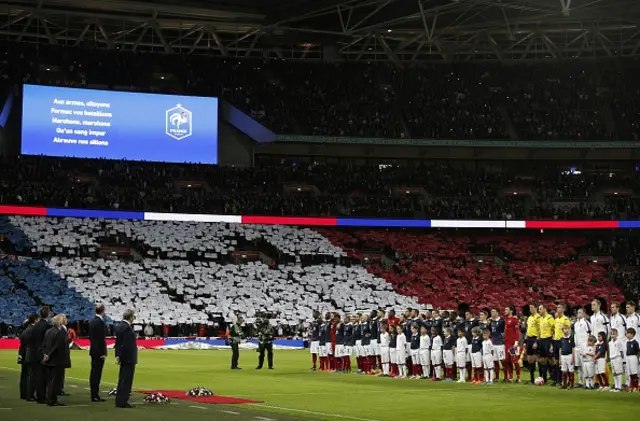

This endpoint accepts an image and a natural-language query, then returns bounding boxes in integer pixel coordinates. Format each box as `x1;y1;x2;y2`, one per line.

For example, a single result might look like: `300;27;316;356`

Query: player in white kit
482;329;495;384
419;326;431;380
456;329;468;383
573;309;591;387
582;336;597;389
609;328;626;392
590;299;610;339
379;322;391;377
430;327;443;380
395;325;407;378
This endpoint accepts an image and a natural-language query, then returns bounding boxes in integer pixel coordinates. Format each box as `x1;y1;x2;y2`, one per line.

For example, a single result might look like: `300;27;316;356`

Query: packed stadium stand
0;216;421;328
1;212;633;332
1;42;638;141
1;156;639;220
318;229;626;309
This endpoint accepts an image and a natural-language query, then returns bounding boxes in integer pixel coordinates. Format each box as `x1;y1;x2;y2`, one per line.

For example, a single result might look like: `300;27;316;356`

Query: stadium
1;0;640;420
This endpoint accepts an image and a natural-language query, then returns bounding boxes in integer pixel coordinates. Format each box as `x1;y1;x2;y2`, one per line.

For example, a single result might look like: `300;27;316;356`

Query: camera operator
256;315;275;370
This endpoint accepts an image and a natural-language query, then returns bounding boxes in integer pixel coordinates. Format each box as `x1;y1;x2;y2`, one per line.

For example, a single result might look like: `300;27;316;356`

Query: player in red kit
504;305;521;382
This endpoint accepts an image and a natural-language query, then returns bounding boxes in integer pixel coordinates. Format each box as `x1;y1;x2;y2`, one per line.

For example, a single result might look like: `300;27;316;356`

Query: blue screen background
21;85;218;164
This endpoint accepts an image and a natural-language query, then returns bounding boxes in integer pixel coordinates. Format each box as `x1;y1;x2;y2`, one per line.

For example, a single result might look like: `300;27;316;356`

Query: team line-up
307;300;640;392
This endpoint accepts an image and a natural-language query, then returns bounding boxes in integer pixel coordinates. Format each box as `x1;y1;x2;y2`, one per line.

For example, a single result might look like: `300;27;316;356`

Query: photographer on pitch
256;314;275;370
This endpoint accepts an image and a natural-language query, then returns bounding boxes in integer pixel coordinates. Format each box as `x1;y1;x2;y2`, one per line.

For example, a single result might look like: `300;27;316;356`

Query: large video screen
21;85;218;164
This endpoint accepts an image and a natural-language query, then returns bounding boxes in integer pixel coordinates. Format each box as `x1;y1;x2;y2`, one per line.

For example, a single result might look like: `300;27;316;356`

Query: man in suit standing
89;304;108;402
115;309;137;409
42;314;71;407
18;315;38;399
58;321;71;397
29;306;50;403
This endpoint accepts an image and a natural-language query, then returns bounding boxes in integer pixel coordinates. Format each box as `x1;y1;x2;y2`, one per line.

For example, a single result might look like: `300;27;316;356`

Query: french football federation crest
166;104;192;140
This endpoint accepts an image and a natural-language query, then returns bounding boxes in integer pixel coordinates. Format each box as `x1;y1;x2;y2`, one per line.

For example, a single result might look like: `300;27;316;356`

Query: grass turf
0;349;638;421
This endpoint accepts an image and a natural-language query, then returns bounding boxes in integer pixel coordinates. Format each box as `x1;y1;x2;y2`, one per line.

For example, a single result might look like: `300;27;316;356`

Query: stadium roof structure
1;0;640;61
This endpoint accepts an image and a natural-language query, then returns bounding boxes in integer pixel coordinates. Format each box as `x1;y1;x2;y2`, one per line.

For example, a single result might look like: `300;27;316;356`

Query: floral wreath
144;392;170;404
187;386;214;397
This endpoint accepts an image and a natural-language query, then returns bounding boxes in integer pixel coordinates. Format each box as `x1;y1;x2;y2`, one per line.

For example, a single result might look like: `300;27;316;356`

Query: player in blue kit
478;309;491;333
442;327;455;382
360;315;372;374
470;327;483;383
625;328;639;391
308;311;322;371
490;308;506;382
403;314;415;375
334;314;345;372
559;326;575;389
595;332;609;390
353;313;363;373
368;310;380;373
462;311;479;382
409;325;421;379
318;315;329;371
432;310;444;334
343;316;354;373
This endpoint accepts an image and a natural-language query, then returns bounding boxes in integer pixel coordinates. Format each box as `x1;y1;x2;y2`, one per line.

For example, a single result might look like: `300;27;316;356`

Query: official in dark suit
18;315;38;399
115;309;137;409
89;303;108;402
58;324;70;397
42;314;71;406
28;306;50;403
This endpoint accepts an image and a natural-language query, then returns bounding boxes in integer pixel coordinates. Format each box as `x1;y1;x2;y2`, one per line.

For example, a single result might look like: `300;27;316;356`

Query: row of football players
308;304;640;391
308;307;520;383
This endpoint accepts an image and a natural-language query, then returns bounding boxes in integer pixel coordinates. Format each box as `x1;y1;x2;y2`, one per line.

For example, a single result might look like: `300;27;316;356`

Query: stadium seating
324;230;625;311
0;259;94;324
0;216;417;326
0;266;38;326
5;216;346;261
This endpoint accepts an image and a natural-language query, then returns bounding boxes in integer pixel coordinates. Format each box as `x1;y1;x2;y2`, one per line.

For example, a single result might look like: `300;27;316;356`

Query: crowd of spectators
393;65;506;139
496;64;610;140
0;155;638;220
1;42;636;140
604;62;640;141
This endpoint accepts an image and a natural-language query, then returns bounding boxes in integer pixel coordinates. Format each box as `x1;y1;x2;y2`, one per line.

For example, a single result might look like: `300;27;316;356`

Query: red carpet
139;390;262;405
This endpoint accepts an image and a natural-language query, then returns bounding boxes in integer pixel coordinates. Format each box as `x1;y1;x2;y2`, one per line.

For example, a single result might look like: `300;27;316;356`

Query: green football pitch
0;349;637;421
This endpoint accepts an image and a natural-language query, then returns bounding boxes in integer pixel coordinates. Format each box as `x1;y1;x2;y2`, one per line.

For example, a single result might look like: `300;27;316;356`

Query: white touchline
221;410;240;415
254;417;275;421
251;404;381;421
0;366;154;390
